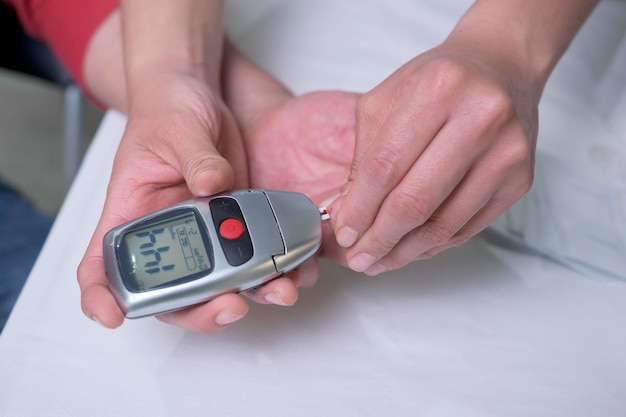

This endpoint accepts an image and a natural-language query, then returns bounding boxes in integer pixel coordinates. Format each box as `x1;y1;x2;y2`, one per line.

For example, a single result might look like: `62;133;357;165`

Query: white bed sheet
1;1;625;416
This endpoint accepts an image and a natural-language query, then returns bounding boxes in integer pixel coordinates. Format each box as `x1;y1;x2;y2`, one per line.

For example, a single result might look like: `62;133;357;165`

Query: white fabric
1;1;625;416
489;0;626;281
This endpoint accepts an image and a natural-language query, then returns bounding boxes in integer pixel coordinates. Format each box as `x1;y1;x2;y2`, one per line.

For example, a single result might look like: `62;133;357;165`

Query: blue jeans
0;180;52;333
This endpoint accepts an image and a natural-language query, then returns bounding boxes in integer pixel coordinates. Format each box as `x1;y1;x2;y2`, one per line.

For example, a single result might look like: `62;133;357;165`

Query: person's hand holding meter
78;8;319;334
78;2;255;334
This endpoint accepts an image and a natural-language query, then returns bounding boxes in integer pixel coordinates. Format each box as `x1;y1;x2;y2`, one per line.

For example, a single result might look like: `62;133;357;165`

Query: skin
79;9;356;333
78;0;599;333
79;2;253;332
221;41;358;271
330;0;599;275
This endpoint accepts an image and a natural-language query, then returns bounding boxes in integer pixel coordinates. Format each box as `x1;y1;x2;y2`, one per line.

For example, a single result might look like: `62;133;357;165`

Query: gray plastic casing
103;190;322;318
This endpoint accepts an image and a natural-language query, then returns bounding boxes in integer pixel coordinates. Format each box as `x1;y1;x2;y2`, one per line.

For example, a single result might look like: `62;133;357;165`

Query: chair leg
63;84;83;192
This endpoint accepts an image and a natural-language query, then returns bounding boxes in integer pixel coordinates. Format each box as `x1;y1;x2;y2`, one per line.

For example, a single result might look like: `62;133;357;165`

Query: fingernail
89;314;104;327
215;309;245;325
349;252;377;272
364;262;387;276
264;292;288;306
336;226;358;248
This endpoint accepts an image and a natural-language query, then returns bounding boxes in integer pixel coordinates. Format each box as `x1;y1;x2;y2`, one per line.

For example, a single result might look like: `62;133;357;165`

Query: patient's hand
222;43;359;282
233;90;360;300
222;47;359;299
245;92;357;206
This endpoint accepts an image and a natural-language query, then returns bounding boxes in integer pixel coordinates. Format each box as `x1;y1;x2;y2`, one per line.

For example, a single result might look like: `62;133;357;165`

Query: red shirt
4;0;118;91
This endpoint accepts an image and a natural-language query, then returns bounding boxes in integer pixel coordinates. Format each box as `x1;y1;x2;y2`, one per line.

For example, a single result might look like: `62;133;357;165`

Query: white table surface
1;1;625;416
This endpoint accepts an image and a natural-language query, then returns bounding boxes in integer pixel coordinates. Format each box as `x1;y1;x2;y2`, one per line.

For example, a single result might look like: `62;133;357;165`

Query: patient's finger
243;276;299;306
156;293;249;334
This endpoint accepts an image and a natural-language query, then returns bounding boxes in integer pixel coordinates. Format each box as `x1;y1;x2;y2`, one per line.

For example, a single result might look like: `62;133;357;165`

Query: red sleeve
5;0;118;91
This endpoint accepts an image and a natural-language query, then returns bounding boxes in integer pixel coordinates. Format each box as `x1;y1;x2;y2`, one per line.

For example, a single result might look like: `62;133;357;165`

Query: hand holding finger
332;48;537;274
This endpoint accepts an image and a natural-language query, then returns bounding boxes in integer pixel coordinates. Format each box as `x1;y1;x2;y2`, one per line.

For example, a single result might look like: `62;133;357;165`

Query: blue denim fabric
0;180;52;333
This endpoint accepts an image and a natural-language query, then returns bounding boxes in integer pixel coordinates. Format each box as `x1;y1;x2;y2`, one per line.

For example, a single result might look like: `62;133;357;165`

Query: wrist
448;0;598;92
121;0;225;96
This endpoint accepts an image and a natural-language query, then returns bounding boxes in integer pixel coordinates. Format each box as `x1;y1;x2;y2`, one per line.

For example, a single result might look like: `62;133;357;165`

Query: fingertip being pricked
328;192;360;248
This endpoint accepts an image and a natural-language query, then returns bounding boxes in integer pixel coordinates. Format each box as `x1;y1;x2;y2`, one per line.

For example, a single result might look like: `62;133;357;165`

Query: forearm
83;1;227;111
221;40;292;132
449;0;599;92
5;0;118;92
120;0;226;102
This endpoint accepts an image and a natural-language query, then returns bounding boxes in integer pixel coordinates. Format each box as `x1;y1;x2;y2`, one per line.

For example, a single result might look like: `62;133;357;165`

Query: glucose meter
103;189;328;318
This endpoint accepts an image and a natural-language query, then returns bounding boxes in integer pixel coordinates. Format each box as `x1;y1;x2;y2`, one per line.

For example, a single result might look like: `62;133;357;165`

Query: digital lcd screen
121;211;212;291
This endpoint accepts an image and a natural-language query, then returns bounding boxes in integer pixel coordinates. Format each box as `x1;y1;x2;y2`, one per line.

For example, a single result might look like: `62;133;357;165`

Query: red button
219;218;244;240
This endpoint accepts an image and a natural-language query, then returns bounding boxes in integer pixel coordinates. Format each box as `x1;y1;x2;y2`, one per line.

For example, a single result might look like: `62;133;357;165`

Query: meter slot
260;191;287;274
263;190;322;274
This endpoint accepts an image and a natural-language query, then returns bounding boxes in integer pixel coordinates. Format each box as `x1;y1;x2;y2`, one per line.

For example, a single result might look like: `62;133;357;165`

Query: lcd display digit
121;211;212;291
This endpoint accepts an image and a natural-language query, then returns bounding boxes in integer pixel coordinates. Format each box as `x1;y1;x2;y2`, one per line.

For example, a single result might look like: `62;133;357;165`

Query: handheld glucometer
103;189;329;318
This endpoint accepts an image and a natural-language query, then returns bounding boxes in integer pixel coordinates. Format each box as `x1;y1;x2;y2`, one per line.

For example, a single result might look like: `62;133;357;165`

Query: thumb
179;148;235;198
167;117;237;198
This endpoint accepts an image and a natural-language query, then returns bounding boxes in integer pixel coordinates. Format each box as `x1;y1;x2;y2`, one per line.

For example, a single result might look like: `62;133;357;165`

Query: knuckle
417;250;437;260
516;162;535;196
76;262;87;286
356;93;380;120
506;131;533;165
498;136;535;194
361;148;404;191
430;57;469;85
473;87;517;129
418;220;456;247
449;233;473;248
384;246;419;269
366;231;400;256
387;190;433;225
427;58;473;88
76;253;101;287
